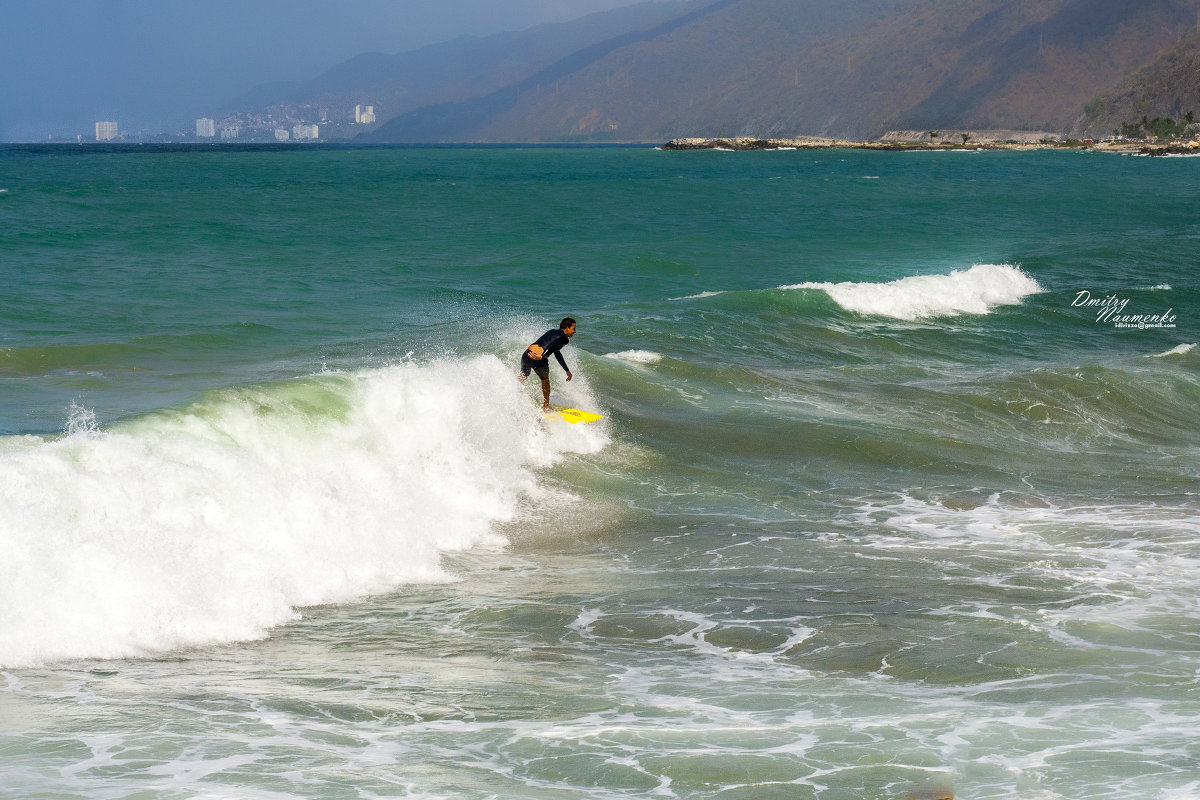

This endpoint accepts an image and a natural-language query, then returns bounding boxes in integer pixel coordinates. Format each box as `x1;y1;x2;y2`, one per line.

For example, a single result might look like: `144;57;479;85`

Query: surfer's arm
554;350;569;373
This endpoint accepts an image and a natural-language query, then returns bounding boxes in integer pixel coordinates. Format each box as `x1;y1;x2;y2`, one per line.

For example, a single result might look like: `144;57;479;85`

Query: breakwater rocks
662;135;1200;156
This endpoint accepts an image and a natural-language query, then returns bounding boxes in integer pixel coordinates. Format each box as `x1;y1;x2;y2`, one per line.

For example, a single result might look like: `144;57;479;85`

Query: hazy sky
0;0;643;141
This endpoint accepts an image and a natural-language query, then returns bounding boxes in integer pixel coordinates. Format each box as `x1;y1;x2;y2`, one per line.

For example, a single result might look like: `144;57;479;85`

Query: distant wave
1148;343;1196;358
0;325;285;377
781;263;1043;320
1147;284;1172;290
669;290;726;301
604;350;663;364
0;356;607;667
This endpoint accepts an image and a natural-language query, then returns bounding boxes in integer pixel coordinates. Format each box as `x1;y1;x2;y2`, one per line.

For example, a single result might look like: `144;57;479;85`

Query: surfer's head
560;317;577;337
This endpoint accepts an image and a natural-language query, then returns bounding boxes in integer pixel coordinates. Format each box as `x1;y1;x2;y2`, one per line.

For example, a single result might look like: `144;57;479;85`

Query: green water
1;144;1198;799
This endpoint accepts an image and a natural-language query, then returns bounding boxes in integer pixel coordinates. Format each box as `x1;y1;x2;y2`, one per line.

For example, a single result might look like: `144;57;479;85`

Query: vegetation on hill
1117;114;1200;140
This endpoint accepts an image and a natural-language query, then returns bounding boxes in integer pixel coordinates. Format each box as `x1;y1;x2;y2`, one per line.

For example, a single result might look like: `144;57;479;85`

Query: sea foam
0;356;606;667
782;263;1043;320
854;492;1200;639
603;350;663;364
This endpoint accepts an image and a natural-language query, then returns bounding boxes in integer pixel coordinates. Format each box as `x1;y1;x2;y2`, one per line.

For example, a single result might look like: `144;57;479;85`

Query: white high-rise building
196;118;216;138
95;121;118;141
220;125;240;140
354;105;376;124
292;123;319;140
274;128;290;141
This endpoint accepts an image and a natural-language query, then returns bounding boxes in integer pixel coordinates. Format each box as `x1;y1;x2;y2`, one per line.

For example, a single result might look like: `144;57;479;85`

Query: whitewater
0;357;606;666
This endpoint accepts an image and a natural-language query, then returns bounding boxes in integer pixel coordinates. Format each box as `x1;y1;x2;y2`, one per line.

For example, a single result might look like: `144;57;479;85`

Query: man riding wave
519;317;575;411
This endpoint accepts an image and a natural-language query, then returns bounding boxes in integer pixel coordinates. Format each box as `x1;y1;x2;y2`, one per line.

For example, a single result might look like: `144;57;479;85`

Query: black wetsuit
520;328;570;380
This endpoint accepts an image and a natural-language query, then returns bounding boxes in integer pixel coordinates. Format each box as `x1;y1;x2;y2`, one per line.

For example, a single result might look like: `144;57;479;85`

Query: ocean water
1;144;1198;799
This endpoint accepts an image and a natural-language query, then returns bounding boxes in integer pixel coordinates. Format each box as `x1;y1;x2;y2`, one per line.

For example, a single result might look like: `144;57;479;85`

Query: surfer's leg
528;362;551;408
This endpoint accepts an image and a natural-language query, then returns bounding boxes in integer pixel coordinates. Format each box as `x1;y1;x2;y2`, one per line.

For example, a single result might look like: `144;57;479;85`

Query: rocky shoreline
661;135;1200;156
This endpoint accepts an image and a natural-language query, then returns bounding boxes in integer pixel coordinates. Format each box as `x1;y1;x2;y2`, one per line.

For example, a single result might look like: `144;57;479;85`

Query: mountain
1078;28;1200;135
221;1;700;131
360;0;1200;142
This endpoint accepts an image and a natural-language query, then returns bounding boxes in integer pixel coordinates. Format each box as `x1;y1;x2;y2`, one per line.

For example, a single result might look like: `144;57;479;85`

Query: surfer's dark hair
560;317;576;330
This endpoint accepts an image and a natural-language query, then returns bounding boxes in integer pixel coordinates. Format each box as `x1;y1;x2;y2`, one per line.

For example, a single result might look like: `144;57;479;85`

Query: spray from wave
0;356;606;667
781;263;1043;320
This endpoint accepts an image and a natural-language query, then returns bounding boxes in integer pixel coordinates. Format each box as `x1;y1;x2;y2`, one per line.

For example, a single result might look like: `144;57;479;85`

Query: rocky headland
662;132;1200;156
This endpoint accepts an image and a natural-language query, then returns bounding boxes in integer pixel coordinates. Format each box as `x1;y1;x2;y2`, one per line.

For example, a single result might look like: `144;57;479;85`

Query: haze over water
1;144;1198;799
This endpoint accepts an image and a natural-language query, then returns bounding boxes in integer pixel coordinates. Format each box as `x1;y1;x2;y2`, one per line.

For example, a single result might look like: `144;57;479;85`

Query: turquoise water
1;144;1198;799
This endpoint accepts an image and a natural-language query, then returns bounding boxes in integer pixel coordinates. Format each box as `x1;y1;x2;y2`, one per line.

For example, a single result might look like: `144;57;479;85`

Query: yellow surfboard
545;406;604;424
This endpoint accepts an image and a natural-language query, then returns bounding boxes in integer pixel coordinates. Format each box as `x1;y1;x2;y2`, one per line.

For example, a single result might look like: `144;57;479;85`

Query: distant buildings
78;101;352;143
354;105;375;124
292;123;319;140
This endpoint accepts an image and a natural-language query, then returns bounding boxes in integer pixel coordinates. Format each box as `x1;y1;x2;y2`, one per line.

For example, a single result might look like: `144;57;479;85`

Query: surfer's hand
565;371;573;381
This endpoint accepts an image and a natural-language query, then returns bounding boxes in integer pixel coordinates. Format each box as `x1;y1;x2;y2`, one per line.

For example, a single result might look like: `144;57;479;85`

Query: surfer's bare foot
518;374;526;383
543;404;551;412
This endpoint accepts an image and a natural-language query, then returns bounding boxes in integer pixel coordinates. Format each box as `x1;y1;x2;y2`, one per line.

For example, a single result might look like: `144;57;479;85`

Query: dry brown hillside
1078;28;1200;136
362;0;1200;142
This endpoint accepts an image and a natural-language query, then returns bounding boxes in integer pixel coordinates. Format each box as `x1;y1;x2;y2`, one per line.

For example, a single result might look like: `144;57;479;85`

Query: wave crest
782;263;1043;320
1148;343;1196;358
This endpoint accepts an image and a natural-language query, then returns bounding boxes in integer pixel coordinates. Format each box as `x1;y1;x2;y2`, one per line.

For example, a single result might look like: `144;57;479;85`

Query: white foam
668;290;725;301
603;350;663;364
1148;343;1196;358
782;263;1043;320
0;355;607;667
854;492;1200;641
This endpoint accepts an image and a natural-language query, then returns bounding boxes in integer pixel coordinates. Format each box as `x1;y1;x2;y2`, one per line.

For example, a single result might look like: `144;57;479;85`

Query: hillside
1078;28;1200;136
222;1;699;133
363;0;1200;142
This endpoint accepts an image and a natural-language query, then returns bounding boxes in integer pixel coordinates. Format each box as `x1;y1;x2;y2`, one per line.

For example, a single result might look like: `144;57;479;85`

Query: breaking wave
0;356;606;667
781;263;1043;320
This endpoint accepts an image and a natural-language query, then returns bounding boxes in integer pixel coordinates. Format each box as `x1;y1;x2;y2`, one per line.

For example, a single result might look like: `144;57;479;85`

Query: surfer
519;317;575;411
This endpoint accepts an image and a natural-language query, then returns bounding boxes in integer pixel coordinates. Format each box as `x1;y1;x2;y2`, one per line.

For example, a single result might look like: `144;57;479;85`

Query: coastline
662;135;1200;156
